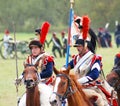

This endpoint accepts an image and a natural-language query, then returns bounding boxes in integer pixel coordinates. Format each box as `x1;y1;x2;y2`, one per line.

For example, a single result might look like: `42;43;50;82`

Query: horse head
106;68;120;87
23;65;39;88
50;67;94;106
50;67;82;105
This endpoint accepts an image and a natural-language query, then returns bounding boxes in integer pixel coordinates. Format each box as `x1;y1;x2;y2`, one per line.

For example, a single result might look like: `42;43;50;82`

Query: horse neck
67;79;92;106
26;85;40;106
67;90;82;106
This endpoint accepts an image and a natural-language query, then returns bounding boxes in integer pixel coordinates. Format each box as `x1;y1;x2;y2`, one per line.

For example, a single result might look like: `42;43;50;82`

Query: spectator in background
114;24;120;48
48;32;62;58
3;29;13;58
97;28;106;47
97;28;112;48
61;31;67;57
35;28;49;48
104;30;112;47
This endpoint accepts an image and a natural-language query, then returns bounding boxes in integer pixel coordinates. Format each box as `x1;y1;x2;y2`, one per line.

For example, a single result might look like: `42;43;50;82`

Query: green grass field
0;33;119;106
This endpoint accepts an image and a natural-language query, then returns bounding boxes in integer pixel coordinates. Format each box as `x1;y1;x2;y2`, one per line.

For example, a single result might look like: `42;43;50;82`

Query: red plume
40;21;50;44
82;16;90;40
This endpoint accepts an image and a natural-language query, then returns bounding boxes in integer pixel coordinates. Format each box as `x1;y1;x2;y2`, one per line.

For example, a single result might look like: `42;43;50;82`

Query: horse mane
24;66;37;72
70;75;92;106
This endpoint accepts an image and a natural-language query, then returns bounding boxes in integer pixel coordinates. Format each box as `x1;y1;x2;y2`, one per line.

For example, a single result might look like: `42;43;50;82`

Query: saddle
41;76;55;85
83;80;118;106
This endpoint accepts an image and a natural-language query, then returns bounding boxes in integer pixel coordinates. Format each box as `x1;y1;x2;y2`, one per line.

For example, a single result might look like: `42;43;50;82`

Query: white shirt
3;34;12;42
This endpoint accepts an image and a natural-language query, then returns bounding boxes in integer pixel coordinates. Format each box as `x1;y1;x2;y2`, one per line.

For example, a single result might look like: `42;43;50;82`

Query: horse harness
23;53;47;88
26;53;47;73
23;64;40;89
53;74;78;102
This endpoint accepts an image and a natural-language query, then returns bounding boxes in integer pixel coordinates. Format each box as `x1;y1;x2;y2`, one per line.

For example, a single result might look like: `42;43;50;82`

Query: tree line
0;0;119;33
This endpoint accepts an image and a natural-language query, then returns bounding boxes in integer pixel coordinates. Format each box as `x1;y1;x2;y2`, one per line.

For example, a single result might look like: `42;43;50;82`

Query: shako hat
29;40;42;49
73;15;97;53
35;21;50;45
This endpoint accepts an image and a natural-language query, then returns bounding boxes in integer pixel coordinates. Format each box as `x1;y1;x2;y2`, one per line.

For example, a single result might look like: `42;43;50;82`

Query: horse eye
61;82;66;86
34;70;37;73
23;71;25;75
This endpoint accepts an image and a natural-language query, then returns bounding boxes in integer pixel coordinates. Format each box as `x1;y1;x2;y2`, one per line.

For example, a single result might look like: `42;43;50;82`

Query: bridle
53;74;77;102
23;65;40;89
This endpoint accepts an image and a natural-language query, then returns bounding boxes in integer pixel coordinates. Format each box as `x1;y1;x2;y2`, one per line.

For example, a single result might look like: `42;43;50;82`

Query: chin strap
32;53;46;65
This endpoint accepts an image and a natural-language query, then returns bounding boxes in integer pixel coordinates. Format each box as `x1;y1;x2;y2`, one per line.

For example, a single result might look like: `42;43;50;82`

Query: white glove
38;73;41;80
15;75;23;86
77;77;89;84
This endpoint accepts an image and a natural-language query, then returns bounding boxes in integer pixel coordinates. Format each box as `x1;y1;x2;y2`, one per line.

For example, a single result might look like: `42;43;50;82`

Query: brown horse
106;69;120;106
18;66;52;106
49;67;93;106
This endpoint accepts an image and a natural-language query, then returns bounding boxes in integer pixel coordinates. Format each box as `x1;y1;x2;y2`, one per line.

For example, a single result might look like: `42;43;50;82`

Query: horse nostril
24;79;33;86
53;99;57;103
50;99;57;105
29;79;33;82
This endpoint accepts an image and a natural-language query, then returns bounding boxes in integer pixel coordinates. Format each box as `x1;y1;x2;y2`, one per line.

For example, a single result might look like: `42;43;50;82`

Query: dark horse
106;61;120;106
18;66;52;106
49;67;93;106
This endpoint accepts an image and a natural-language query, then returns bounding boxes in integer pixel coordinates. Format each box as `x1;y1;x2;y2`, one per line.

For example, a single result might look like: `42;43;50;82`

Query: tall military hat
73;15;97;53
29;40;42;49
35;21;50;45
29;21;50;49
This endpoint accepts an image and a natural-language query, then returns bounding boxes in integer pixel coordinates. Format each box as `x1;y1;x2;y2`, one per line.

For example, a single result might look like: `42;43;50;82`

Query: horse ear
65;65;71;74
53;66;59;75
59;65;70;74
62;70;69;75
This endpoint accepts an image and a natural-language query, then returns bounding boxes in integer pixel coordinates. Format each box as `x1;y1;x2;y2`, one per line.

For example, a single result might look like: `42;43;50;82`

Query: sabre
13;21;19;105
65;0;74;67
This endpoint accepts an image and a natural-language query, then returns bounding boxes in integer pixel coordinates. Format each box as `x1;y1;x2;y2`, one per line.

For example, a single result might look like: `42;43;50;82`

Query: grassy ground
0;33;119;106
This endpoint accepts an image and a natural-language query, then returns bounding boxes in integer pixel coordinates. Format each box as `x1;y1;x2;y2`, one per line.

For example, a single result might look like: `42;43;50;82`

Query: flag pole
66;0;74;67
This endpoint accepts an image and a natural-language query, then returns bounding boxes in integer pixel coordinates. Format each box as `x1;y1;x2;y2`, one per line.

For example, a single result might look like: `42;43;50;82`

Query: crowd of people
48;31;68;58
97;22;120;49
97;27;112;48
0;29;13;59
